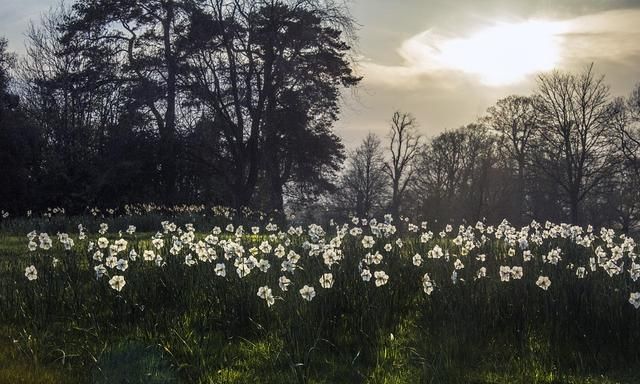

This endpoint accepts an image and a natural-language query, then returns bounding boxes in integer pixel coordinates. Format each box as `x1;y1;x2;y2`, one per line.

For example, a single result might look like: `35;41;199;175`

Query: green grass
0;338;81;384
1;326;639;384
0;235;24;257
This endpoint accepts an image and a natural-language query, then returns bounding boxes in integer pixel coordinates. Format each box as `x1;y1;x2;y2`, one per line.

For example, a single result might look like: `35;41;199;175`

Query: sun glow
400;20;568;86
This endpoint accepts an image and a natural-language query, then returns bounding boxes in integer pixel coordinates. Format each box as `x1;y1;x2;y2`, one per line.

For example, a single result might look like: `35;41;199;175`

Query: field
1;206;639;384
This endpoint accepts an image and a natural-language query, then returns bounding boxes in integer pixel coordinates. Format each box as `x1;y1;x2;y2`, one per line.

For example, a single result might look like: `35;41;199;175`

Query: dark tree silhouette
0;38;41;213
384;111;421;217
183;0;359;211
614;83;640;178
532;64;620;224
484;95;538;224
3;2;640;233
64;0;196;203
412;124;501;224
338;133;388;218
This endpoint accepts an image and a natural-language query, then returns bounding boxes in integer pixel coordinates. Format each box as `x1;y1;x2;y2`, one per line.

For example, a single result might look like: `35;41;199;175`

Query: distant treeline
326;67;640;232
1;1;639;231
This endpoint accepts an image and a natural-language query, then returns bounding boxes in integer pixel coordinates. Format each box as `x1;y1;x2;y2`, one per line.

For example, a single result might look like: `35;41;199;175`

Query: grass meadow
1;206;639;383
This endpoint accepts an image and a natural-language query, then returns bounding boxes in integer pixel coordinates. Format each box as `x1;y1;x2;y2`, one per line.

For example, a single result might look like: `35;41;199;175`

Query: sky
2;0;640;146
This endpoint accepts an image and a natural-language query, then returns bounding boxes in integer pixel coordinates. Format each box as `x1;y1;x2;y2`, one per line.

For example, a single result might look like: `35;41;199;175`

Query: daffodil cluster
23;215;640;310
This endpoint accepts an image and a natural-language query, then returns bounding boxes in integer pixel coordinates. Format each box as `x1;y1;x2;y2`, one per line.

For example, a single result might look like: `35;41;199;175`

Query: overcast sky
2;0;640;146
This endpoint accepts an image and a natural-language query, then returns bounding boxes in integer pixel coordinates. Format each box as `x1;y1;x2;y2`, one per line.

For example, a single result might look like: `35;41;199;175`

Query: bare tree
484;95;538;223
413;124;503;224
19;6;128;208
532;64;620;224
613;83;640;178
606;83;640;232
384;111;421;217
0;38;16;111
339;133;388;218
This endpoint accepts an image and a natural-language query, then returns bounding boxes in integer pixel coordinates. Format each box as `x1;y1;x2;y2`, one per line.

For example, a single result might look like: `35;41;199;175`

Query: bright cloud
361;9;640;88
399;20;568;86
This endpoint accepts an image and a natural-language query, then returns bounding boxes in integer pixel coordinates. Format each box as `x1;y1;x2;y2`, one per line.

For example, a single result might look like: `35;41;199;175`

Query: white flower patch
109;275;126;292
412;254;423;267
536;276;551;290
279;276;291;291
319;273;334;289
374;271;389;287
257;286;275;307
25;265;38;281
300;285;316;301
629;292;640;309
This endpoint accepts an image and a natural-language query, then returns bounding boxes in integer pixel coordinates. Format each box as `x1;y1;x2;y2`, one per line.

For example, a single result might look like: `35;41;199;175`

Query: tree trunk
161;0;177;204
390;179;400;218
517;162;526;225
569;194;579;224
269;176;284;217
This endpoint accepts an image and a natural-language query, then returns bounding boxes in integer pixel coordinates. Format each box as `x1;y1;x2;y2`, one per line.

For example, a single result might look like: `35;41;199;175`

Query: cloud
562;9;640;63
356;60;425;89
360;8;640;89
